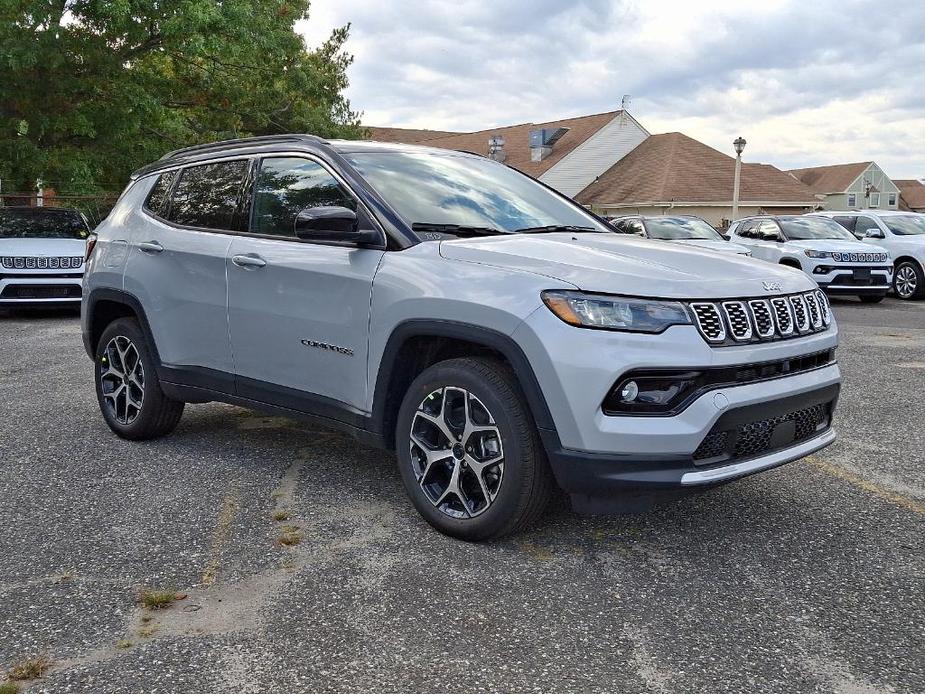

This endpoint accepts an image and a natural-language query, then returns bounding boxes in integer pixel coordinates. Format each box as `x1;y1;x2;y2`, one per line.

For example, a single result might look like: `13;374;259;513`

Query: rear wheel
859;294;885;304
395;357;553;541
894;260;925;300
95;318;184;440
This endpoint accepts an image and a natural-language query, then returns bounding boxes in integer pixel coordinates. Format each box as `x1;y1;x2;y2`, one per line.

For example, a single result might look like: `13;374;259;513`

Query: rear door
123;160;246;386
226;155;385;413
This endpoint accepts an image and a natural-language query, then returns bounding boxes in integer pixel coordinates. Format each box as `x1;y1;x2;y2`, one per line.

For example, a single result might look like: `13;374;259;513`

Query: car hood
440;233;814;299
0;238;87;256
664;238;752;254
784;239;886;253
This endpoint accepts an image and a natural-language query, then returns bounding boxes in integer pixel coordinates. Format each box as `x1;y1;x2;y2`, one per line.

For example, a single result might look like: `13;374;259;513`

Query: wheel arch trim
370;319;558;442
83;288;160;364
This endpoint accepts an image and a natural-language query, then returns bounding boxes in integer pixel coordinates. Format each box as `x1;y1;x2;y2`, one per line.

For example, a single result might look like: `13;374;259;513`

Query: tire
859;294;885;304
94;317;184;440
894;260;925;300
394;357;554;541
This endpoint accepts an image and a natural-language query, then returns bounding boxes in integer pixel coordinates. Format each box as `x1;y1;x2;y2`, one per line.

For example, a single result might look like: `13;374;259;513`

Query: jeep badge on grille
762;281;783;292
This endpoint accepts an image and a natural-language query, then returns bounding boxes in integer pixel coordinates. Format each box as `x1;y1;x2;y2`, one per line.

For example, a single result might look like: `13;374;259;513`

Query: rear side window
168;160;248;230
251;157;356;238
737;220;757;238
144;171;177;218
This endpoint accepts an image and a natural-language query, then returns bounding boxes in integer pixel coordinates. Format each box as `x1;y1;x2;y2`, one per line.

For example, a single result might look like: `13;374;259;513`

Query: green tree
0;0;364;195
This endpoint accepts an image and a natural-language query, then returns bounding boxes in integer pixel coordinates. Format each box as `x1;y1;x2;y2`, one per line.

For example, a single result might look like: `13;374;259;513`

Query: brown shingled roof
895;179;925;210
575;132;817;206
367;111;628;178
787;162;871;194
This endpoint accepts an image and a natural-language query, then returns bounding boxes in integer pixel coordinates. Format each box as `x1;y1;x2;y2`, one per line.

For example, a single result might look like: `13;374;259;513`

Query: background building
788;162;901;211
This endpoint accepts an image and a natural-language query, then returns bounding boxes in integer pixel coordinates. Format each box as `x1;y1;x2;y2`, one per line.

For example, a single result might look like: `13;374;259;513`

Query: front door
226;156;385;415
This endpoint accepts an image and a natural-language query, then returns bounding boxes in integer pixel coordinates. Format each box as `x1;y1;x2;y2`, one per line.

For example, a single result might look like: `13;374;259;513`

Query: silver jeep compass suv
82;135;841;540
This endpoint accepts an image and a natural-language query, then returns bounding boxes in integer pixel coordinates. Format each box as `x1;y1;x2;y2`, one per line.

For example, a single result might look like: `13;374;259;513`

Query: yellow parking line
806;456;925;517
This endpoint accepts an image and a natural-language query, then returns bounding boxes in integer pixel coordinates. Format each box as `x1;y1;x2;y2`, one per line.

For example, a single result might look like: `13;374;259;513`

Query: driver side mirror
294;206;381;245
864;228;885;239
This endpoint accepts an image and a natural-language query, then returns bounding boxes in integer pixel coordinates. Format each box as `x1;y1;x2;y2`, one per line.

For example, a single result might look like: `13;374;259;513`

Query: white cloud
298;0;925;177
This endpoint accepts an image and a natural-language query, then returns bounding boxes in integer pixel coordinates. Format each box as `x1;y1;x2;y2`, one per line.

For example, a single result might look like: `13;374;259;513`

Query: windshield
0;209;89;239
883;214;925;235
779;216;855;241
344;150;610;235
645;217;723;241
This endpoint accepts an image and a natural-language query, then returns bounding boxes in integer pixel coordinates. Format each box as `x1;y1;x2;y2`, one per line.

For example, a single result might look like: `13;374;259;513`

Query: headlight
804;250;833;259
541;290;691;333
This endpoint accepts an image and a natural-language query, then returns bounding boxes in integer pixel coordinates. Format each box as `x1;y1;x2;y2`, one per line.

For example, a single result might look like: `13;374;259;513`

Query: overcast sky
298;0;924;178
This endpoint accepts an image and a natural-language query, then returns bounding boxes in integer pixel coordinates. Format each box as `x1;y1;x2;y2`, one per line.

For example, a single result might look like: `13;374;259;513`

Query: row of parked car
2;202;923;317
605;210;925;302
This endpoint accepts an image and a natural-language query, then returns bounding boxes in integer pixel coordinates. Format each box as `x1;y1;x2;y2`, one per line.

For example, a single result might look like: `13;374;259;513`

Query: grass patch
115;640;132;649
0;682;19;694
277;525;303;547
271;510;291;522
139;588;180;610
8;655;52;681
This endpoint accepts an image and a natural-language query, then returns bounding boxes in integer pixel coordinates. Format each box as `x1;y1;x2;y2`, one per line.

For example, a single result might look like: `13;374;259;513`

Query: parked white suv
729;215;892;303
82;136;841;540
810;210;925;300
0;206;90;308
608;214;752;255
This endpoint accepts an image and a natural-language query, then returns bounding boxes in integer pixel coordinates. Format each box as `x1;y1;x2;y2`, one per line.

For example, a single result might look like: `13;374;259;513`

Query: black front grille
0;285;82;299
693;388;837;466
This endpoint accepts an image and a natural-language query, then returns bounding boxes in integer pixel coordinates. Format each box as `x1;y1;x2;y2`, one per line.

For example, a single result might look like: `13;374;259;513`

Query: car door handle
232;254;267;269
137;241;164;254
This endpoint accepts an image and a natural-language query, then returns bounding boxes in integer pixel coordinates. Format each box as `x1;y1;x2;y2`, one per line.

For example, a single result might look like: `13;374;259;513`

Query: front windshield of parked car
645;217;723;241
779;216;856;241
344;150;610;234
883;214;925;235
0;209;89;239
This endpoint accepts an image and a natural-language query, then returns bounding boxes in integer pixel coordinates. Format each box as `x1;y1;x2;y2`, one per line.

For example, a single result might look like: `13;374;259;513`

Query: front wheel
95;318;184;440
894;260;925;300
394;357;554;541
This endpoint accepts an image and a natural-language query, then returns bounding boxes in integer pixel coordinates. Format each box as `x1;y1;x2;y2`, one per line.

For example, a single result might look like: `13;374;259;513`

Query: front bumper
0;275;83;305
512;306;842;506
810;264;891;294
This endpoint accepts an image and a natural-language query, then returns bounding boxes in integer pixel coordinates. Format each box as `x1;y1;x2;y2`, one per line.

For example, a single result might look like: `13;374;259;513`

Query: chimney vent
529;127;569;162
488;135;506;162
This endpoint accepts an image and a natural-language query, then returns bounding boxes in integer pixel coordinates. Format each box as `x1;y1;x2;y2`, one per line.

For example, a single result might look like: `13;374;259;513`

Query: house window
847;193;857;207
870;192;880;208
888;192;897;206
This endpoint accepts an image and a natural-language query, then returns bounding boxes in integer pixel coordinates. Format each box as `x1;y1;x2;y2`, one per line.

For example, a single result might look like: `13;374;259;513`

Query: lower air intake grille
693;397;834;465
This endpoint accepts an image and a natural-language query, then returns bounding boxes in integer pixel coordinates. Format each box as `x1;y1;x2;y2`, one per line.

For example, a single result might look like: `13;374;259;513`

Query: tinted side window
833;216;856;233
144;170;177;218
168;160;248;230
757;220;782;240
738;220;757;238
855;216;880;237
252;157;357;238
626;220;646;236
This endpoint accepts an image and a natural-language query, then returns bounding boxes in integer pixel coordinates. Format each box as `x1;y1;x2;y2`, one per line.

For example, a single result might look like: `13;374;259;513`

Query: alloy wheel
895;265;918;299
409;387;504;519
99;336;145;425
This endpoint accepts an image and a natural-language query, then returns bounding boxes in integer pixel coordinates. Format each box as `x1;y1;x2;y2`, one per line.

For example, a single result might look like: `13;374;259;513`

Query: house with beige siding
787;161;901;211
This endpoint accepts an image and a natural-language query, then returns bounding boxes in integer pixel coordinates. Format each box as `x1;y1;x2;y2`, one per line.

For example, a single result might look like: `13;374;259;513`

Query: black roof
132;134;483;179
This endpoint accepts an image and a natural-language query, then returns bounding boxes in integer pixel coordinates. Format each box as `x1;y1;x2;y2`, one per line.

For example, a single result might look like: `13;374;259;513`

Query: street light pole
732;136;746;221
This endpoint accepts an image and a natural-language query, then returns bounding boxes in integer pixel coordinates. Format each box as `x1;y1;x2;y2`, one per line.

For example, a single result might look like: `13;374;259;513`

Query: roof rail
157;134;327;161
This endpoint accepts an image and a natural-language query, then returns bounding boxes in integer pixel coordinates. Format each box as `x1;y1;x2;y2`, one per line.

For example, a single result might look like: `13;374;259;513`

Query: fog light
620;381;639;402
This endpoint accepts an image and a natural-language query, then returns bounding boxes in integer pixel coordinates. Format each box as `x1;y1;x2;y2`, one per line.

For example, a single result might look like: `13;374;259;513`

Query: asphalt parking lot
1;298;923;694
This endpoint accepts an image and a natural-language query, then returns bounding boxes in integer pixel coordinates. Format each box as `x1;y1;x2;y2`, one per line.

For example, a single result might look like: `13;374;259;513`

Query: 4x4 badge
762;281;782;292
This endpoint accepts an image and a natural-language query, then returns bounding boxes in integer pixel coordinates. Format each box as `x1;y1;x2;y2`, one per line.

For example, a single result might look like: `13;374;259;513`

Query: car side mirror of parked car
294;206;380;245
864;228;885;239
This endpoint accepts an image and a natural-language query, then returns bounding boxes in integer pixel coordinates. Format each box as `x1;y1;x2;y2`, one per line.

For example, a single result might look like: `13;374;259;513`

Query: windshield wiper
412;222;508;237
514;224;598;234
